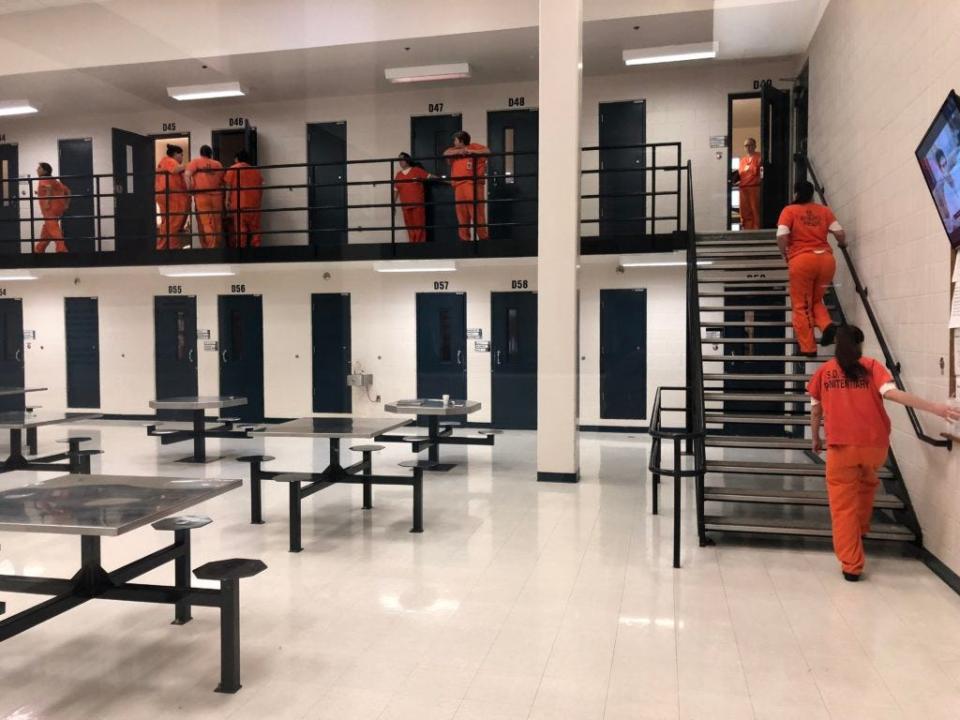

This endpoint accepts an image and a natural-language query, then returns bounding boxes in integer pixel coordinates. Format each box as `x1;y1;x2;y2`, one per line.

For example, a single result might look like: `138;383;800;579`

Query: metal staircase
692;229;923;546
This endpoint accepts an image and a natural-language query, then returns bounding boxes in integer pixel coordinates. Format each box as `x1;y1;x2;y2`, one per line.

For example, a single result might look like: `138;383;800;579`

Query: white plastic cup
442;394;450;406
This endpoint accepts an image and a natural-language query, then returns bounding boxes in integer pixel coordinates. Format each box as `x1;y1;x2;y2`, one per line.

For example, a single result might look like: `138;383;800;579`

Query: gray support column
536;0;582;483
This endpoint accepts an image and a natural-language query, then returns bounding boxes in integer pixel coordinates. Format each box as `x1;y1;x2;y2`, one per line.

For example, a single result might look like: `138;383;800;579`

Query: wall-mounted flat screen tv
916;90;960;247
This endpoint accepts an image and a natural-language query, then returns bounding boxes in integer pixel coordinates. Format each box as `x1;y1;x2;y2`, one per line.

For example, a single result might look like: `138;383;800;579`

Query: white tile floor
1;423;960;719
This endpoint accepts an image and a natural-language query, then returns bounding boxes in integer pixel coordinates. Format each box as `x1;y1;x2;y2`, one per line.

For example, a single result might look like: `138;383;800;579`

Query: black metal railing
805;156;951;450
649;386;705;569
0;142;684;263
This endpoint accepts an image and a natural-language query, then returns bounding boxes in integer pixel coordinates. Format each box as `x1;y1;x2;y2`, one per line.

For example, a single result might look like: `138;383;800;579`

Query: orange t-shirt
394;166;429;205
37;178;70;217
155;155;187;195
448;143;488;186
777;202;837;259
738;152;761;187
225;162;263;209
186;157;225;193
807;357;893;448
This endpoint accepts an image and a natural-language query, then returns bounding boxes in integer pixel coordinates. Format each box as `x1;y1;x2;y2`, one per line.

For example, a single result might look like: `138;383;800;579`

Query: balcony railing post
651;145;657;237
27;176;35;253
676;145;682;235
673;438;682;569
389;158;396;252
95;175;102;253
472;157;479;251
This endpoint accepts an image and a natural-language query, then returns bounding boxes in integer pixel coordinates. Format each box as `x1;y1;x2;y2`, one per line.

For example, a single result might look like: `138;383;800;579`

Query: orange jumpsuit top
738;151;761;187
37;178;70;217
186;157;225;193
155;156;187;197
448;144;489;186
807;357;895;448
777;202;841;259
394;166;429;205
225;162;263;209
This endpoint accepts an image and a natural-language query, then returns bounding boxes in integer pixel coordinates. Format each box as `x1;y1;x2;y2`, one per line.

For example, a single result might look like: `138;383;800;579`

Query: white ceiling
0;0;89;13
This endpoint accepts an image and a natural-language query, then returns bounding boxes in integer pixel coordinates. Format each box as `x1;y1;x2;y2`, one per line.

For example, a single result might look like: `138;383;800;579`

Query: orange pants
35;216;66;253
740;185;760;229
402;206;426;243
826;445;889;575
230;209;261;248
157;197;188;250
194;195;223;249
454;182;488;241
788;251;836;353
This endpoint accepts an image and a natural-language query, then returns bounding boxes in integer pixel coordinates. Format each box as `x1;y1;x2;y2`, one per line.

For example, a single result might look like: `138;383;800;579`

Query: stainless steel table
0;410;102;472
0;388;49;454
383;399;491;469
248;416;424;552
148;396;249;463
0;474;259;693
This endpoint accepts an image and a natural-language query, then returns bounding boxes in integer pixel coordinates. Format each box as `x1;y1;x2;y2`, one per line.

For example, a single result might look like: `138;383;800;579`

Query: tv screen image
915;90;960;247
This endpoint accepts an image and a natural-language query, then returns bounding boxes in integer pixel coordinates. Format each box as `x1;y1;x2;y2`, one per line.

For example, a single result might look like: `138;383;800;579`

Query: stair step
700;305;790;312
697;261;787;271
699;290;790;297
701;337;796;344
705;460;893;479
704;373;810;381
697;231;778;242
702;354;825;363
702;515;915;541
698;278;789;286
703;487;904;508
706;413;810;425
701;321;793;327
705;435;812;449
704;392;809;402
697;246;782;254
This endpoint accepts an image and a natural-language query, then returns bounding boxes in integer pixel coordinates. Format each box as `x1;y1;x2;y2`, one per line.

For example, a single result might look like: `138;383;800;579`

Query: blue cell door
218;295;264;422
491;291;537;429
312;293;352;413
416;292;466;403
599;288;647;420
65;297;100;408
0;143;20;255
411;114;462;243
0;299;25;413
154;296;198;420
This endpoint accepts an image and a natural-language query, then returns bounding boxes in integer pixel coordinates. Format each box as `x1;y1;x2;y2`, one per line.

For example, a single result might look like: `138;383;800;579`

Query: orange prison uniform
394;166;429;243
35;178;70;253
778;202;840;353
448;143;489;241
808;357;894;575
738;151;762;229
186;157;225;249
226;162;264;248
155;156;189;250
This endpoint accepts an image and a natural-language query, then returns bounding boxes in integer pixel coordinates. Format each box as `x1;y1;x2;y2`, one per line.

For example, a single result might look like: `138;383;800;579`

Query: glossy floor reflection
1;423;959;719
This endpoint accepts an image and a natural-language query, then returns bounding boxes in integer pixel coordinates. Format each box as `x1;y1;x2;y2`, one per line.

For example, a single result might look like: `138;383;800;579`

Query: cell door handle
221;350;229;364
188;349;194;363
15;349;22;362
496;351;503;366
457;349;463;366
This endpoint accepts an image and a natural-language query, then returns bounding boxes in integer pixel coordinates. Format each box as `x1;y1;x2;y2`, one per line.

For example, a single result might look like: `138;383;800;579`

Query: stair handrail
803;155;951;450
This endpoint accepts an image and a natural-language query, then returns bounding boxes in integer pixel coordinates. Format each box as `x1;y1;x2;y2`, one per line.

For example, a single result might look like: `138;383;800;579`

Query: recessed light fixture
167;81;246;101
384;63;471;84
623;42;718;66
0;270;38;281
373;260;457;273
0;100;38;117
159;265;236;278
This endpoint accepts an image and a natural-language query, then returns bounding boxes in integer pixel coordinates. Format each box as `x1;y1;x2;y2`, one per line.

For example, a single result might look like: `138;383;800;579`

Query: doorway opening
151;132;191;246
727;93;761;230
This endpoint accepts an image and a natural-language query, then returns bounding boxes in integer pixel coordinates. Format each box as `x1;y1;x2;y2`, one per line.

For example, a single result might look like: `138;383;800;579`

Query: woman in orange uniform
735;137;762;229
777;180;846;357
444;131;489;241
155;144;188;250
35;162;71;253
185;145;225;249
225;150;263;248
809;325;959;581
393;152;432;243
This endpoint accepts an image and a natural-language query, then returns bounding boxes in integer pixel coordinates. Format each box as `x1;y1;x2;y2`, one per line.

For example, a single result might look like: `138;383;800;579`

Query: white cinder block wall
808;0;960;571
10;259;684;427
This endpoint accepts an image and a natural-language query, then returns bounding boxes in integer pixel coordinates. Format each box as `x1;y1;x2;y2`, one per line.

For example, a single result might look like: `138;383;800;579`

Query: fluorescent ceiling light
167;82;246;101
0;270;37;281
374;260;457;273
385;63;471;84
623;42;718;66
0;100;38;117
619;255;712;268
159;265;236;278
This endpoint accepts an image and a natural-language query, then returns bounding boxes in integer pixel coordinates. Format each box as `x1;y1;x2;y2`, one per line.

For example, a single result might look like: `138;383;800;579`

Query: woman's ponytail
835;324;867;381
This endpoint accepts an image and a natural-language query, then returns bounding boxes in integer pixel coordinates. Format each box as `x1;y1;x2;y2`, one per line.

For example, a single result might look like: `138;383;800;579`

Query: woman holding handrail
777;180;846;356
808;324;959;581
393;153;433;243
